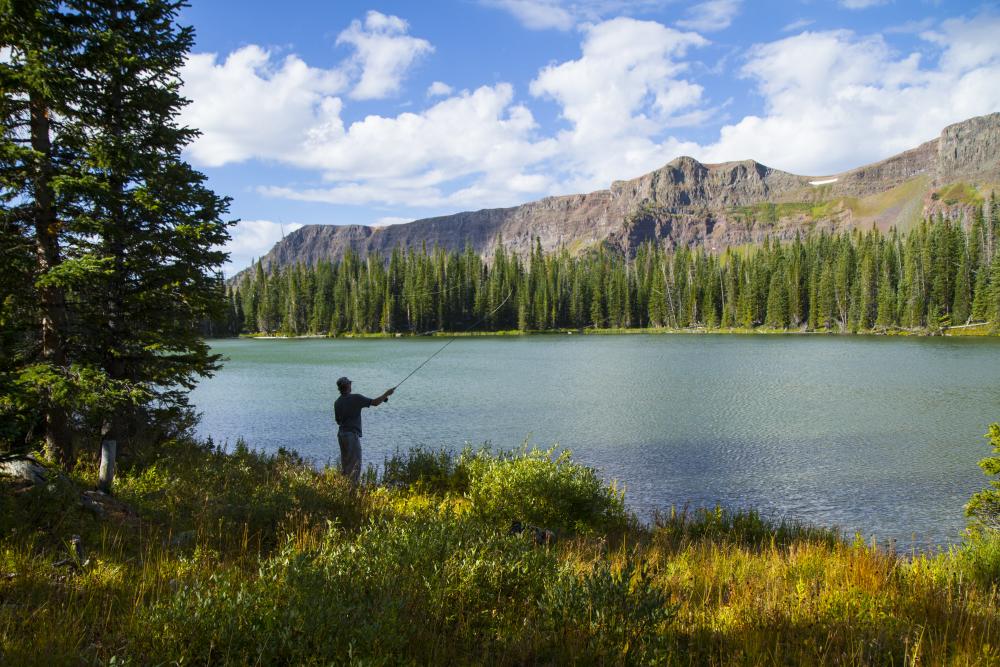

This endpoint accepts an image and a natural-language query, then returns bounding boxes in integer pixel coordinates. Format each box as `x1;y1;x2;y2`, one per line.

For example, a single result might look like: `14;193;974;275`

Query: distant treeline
220;199;1000;336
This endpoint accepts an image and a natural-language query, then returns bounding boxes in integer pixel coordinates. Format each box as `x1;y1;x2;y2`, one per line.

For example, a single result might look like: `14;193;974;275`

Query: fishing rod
392;288;514;392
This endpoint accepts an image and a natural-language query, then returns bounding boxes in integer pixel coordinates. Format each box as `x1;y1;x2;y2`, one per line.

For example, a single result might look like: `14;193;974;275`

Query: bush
381;446;465;493
376;445;628;535
952;532;1000;587
462;446;628;534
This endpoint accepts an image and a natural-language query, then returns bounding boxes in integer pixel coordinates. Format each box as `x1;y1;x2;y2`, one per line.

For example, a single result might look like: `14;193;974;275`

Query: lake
191;335;1000;547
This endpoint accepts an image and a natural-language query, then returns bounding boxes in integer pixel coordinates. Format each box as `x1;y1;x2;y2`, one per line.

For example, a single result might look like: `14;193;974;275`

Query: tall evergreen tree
953;239;972;325
765;264;788;329
63;0;230;486
1;0;85;461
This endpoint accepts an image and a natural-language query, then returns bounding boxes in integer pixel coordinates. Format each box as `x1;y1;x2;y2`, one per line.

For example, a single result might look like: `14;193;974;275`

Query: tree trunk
30;92;73;466
97;433;116;494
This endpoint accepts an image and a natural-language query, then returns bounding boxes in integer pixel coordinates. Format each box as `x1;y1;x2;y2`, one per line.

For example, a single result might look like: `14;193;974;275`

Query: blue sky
173;1;1000;274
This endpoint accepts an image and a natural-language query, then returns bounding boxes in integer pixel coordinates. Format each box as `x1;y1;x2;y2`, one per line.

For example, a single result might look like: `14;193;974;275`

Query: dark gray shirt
334;393;373;436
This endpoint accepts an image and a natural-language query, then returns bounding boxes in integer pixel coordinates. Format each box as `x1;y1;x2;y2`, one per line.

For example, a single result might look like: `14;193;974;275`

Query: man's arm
370;387;395;406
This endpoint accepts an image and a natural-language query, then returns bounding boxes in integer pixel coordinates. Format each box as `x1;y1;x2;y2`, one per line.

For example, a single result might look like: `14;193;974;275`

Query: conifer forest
225;203;1000;337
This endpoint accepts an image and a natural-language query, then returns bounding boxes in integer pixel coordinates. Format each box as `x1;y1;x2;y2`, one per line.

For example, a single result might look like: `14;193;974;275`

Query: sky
173;0;1000;275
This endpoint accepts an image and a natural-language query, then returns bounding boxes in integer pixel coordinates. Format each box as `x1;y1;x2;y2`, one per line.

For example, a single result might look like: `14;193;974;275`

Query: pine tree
856;237;877;330
989;250;1000;328
953;239;972;326
817;260;835;330
1;0;84;462
65;0;230;487
765;264;788;329
787;237;803;327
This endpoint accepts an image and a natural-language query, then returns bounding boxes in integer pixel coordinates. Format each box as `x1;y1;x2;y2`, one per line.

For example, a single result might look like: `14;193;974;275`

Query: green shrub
461;446;628;534
377;445;628;535
952;532;1000;587
381;445;466;493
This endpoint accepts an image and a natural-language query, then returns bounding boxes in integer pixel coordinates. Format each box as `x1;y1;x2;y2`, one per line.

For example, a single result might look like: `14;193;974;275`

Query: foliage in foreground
1;439;999;665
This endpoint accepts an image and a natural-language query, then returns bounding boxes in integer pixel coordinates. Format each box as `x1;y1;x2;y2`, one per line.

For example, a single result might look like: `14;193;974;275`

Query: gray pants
337;430;362;484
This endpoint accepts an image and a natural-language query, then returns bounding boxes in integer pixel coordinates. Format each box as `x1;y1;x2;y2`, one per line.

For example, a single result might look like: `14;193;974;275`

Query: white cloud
181;46;347;167
427;81;453;97
481;0;672;31
336;10;433;100
839;0;889;8
224;220;304;274
250;83;558;209
297;83;554;180
885;18;934;34
483;0;575;30
782;18;814;32
180;11;435;165
529;17;708;189
924;15;1000;72
373;216;413;226
676;0;741;32
702;16;1000;174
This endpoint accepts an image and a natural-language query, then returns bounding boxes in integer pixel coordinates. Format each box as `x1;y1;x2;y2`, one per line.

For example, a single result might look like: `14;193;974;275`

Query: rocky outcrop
938;112;1000;183
240;112;1000;279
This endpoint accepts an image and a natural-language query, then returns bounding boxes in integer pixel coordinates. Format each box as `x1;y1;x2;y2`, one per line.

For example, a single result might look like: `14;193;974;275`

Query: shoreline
235;322;995;340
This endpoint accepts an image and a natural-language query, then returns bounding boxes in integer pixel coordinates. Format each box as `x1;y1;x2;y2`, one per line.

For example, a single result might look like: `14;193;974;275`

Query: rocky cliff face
938;112;1000;182
242;112;1000;278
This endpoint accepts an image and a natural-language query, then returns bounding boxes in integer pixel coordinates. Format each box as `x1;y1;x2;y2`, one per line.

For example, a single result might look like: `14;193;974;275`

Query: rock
938;112;1000;183
0;456;49;486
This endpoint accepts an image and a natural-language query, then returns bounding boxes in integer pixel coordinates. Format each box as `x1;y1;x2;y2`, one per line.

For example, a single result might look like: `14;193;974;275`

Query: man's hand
374;387;395;405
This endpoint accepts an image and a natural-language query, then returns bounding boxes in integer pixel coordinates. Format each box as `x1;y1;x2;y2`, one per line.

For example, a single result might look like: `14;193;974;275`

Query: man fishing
334;377;394;484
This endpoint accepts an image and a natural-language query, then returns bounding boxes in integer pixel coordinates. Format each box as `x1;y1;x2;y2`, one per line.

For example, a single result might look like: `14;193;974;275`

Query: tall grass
1;439;998;664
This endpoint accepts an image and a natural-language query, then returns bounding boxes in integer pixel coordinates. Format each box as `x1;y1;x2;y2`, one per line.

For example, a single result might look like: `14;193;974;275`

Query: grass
2;440;1000;664
933;182;985;207
726;176;936;233
846;175;932;229
730;202;818;226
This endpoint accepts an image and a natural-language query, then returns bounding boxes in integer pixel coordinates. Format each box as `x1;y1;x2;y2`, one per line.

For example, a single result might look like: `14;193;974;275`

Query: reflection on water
192;335;1000;547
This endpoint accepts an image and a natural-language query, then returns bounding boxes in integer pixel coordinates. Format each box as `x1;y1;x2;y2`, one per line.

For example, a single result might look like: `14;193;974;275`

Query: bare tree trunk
30;92;73;466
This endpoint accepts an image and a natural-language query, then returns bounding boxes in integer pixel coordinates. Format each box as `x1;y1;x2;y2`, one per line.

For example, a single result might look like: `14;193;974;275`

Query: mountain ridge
240;112;1000;278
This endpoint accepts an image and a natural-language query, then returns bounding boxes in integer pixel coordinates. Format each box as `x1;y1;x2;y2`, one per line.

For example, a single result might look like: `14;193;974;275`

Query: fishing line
392;288;514;391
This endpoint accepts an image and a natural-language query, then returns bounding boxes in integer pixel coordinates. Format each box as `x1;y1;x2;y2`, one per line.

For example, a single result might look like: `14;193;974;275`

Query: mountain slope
243;112;1000;276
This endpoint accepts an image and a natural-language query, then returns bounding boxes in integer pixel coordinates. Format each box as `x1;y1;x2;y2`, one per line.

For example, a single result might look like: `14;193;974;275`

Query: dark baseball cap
336;376;351;390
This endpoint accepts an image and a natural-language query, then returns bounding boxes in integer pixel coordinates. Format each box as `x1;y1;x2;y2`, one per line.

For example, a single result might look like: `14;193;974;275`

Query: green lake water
191;335;1000;547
